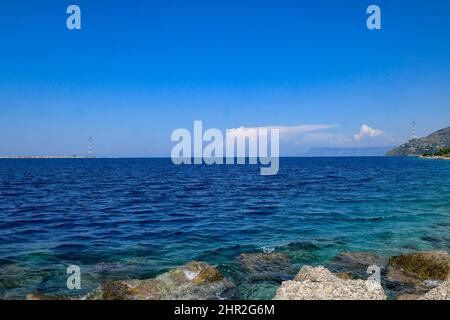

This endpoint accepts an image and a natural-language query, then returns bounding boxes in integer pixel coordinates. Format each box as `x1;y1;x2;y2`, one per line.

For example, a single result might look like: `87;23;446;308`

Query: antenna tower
412;121;417;140
88;137;93;158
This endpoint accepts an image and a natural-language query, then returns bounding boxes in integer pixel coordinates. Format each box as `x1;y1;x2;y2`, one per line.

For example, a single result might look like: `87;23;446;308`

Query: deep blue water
1;157;449;299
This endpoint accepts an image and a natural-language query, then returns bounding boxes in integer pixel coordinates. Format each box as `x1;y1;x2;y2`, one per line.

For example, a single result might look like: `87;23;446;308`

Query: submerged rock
388;251;450;281
396;293;422;300
396;278;450;300
26;293;67;300
234;252;295;282
385;250;450;298
227;252;295;299
95;261;232;300
329;252;387;276
385;267;429;296
235;252;291;272
274;265;387;300
419;279;450;300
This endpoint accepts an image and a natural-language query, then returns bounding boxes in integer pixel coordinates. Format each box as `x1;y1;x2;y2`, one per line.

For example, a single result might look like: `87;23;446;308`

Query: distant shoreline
0;156;94;159
0;156;402;160
0;156;429;159
420;155;450;160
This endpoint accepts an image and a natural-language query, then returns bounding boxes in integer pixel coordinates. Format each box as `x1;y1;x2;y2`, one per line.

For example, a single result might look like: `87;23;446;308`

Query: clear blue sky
1;0;450;156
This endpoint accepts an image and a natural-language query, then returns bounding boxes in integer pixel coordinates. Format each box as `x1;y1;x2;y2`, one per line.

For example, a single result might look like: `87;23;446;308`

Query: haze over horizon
1;0;450;157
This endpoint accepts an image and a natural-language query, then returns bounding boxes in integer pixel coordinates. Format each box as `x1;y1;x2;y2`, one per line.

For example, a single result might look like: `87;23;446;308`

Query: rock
96;261;232;300
329;252;387;277
388;251;450;281
335;272;357;280
274;265;387;300
423;279;442;288
385;251;450;298
236;252;291;272
333;252;387;268
100;278;173;300
101;281;136;300
26;293;66;300
419;280;450;300
184;261;224;284
234;252;295;282
230;252;295;299
396;294;421;300
0;264;50;300
385;267;428;293
293;265;333;282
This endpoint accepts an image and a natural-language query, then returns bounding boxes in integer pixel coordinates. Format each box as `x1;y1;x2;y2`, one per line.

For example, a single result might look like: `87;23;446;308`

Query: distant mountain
302;147;394;157
386;126;450;156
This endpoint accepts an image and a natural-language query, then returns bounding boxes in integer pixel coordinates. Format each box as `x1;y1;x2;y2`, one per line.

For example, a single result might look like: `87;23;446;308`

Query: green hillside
386;126;450;156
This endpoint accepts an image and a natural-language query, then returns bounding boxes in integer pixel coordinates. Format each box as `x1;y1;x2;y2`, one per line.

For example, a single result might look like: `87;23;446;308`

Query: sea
0;157;449;299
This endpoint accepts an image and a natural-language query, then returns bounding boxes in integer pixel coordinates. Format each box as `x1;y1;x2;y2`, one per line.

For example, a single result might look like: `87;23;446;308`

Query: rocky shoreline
26;250;450;300
274;250;450;300
420;155;450;160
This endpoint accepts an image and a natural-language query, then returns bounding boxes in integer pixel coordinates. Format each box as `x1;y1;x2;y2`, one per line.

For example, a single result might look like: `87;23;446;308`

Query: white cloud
227;124;338;138
353;124;384;141
301;132;354;146
225;123;393;154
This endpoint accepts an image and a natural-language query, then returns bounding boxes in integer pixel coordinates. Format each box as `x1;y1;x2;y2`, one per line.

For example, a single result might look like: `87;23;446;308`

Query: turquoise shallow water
0;157;449;299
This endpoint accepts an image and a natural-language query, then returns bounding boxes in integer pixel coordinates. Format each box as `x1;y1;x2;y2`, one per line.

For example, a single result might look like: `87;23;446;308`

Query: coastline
0;156;93;159
419;155;450;160
23;249;450;301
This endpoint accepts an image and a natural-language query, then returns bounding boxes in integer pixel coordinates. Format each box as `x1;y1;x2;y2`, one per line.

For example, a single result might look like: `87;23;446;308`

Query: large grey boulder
274;265;386;300
419;274;450;300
